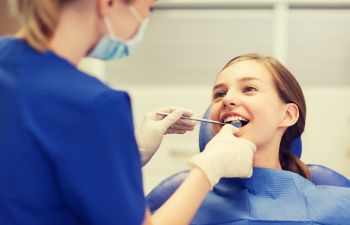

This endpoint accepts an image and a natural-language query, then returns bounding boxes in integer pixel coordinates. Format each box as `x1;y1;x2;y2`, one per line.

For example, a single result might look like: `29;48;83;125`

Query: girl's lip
234;126;244;137
217;121;245;136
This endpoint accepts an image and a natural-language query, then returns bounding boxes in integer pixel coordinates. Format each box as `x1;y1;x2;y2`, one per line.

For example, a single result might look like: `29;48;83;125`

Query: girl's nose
222;90;240;108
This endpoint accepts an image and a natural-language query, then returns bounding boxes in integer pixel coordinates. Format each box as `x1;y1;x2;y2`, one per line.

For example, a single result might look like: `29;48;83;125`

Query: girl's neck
253;150;282;170
253;136;282;170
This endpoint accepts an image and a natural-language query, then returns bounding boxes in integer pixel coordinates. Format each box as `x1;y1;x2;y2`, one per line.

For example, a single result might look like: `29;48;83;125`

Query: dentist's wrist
139;148;154;166
188;154;219;189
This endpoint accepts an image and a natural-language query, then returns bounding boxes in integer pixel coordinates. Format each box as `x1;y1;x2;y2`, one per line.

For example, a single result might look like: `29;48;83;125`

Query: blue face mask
88;6;149;60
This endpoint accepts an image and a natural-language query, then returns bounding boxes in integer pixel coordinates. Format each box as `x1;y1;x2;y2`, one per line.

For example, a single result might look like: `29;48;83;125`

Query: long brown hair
221;53;311;180
8;0;134;52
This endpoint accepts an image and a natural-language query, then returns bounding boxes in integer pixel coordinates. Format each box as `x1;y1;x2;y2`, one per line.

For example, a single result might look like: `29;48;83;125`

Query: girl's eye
243;86;257;93
213;91;226;99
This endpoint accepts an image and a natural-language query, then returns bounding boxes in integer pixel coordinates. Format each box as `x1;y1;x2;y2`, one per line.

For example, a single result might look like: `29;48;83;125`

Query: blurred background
1;0;350;193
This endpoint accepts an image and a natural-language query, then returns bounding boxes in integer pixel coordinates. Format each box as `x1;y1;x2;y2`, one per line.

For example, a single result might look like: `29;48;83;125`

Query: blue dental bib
148;168;350;225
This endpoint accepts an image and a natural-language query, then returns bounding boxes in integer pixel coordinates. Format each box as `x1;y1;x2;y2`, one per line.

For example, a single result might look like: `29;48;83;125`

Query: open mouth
223;116;249;127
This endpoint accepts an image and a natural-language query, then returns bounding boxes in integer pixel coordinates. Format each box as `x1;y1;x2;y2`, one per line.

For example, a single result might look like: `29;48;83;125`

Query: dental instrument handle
157;112;242;128
156;112;224;124
156;112;244;129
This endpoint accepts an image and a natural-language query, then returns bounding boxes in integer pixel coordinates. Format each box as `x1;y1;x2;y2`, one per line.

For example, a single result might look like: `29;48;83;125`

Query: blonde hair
9;0;64;52
8;0;134;52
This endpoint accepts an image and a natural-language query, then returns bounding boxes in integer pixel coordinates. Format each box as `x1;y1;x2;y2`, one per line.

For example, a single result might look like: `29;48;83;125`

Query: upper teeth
224;116;248;123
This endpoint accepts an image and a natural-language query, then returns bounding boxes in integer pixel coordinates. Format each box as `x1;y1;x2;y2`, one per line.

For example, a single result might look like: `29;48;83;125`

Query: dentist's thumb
220;123;240;137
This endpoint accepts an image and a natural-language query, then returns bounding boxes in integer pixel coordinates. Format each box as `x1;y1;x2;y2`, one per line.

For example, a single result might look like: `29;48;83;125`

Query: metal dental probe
157;112;242;128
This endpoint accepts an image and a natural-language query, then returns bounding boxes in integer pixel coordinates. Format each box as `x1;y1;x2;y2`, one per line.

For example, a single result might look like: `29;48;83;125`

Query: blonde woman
0;1;258;225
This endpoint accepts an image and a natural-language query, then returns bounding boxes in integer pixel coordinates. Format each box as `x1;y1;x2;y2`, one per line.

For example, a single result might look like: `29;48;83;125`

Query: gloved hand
137;107;196;166
189;124;256;188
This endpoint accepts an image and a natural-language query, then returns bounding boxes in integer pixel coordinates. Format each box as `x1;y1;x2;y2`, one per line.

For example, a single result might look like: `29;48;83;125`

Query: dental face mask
89;6;149;60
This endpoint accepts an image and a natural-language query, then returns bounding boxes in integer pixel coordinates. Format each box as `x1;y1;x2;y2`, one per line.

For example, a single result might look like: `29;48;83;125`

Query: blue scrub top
0;37;145;225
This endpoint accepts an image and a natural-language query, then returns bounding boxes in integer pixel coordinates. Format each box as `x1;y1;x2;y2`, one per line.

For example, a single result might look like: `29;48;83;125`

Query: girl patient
211;53;309;177
148;53;350;224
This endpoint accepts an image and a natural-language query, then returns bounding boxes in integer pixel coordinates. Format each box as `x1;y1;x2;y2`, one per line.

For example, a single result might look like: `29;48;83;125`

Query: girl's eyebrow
212;76;261;91
212;83;226;92
237;76;261;83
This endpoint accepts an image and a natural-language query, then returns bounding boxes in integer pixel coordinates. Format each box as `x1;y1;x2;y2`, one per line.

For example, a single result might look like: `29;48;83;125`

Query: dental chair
146;107;350;213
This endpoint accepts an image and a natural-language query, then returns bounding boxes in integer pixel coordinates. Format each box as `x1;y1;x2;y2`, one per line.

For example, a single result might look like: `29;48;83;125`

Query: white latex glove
189;124;257;189
137;107;196;166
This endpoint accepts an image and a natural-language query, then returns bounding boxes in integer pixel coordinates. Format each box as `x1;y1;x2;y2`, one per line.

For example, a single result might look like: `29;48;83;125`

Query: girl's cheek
210;103;220;120
212;124;221;134
210;106;221;134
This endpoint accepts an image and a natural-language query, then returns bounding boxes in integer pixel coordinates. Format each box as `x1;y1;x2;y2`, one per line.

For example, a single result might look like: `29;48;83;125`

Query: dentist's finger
175;119;197;127
159;110;184;129
220;124;240;135
169;124;195;131
156;106;193;117
166;128;189;134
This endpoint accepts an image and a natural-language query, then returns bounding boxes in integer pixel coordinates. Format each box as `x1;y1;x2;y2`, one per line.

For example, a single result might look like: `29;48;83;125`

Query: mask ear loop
103;16;117;38
128;5;143;23
102;5;143;40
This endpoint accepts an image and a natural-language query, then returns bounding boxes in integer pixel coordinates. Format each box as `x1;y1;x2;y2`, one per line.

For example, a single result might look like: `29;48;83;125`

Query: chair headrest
307;164;350;187
198;106;302;158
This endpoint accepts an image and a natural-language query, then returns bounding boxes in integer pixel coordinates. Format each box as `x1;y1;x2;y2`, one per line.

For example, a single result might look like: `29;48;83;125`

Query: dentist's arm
142;124;257;225
143;167;210;225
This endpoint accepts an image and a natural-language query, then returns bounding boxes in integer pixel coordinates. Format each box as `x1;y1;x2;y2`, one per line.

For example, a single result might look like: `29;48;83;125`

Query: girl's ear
280;103;299;128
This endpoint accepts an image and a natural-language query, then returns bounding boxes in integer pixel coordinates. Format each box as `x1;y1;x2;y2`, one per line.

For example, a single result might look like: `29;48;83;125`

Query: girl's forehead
216;60;273;84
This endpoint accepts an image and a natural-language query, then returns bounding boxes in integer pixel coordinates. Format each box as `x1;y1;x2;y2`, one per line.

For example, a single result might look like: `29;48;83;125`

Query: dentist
0;0;257;225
